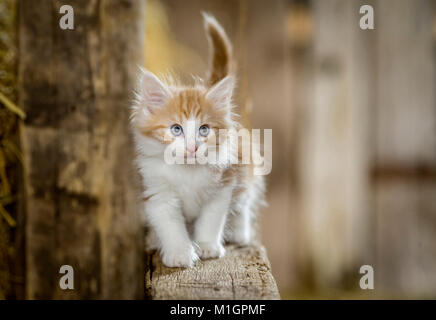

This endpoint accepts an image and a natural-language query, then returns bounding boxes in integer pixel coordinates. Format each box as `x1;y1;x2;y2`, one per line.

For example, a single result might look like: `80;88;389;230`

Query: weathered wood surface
145;244;280;300
19;0;145;299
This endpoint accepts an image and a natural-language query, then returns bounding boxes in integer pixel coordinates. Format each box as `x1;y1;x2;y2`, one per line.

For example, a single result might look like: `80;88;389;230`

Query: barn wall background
144;0;436;298
0;0;435;299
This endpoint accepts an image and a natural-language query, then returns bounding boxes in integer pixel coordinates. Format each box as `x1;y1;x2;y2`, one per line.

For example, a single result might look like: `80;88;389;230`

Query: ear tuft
138;69;172;114
205;75;235;110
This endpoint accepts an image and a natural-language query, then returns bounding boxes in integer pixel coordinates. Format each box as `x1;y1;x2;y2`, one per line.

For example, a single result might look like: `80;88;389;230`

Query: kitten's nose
187;144;198;154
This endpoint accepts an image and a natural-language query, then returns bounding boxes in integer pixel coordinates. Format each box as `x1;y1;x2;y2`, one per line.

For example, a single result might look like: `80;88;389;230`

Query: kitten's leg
146;194;198;267
226;176;264;245
194;187;233;259
226;206;252;245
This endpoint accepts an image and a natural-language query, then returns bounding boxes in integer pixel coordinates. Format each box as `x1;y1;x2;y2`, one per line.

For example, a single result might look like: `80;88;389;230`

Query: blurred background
1;0;436;299
143;0;436;299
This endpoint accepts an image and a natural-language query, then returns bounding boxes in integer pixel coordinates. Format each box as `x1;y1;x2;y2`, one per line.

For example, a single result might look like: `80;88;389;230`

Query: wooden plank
297;0;374;287
375;0;436;166
375;180;436;297
19;0;145;299
374;0;436;297
145;244;280;300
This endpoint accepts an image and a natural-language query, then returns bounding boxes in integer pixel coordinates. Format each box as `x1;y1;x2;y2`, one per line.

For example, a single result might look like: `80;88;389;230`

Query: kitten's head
131;69;236;163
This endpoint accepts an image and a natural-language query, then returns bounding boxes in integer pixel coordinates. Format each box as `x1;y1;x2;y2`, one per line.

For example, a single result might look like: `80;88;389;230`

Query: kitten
131;13;265;268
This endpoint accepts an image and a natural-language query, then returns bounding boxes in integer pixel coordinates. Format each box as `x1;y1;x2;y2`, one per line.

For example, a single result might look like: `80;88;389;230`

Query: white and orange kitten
131;13;265;268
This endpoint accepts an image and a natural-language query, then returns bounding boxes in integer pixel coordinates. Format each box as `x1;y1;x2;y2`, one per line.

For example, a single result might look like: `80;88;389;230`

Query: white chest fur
168;164;219;221
139;157;221;222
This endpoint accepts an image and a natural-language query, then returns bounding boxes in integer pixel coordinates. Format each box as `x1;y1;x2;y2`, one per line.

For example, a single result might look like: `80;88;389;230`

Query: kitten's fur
131;13;265;268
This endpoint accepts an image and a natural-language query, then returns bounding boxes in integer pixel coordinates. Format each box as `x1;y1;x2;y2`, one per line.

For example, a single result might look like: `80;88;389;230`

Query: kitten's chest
170;166;217;220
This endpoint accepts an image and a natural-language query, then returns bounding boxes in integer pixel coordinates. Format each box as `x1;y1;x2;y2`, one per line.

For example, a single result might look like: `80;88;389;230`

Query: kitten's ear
206;75;235;110
139;69;172;114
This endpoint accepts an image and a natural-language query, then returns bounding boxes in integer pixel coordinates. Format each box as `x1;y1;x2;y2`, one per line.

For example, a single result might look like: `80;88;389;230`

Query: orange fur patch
140;88;231;142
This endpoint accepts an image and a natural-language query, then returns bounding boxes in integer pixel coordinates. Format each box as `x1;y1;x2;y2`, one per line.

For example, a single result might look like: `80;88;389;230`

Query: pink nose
187;145;198;154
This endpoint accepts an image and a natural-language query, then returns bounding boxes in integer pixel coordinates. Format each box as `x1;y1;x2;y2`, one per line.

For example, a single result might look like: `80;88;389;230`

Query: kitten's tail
202;12;234;87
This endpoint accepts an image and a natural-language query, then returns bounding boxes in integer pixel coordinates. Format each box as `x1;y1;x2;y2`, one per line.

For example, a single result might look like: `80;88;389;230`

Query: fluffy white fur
133;127;264;268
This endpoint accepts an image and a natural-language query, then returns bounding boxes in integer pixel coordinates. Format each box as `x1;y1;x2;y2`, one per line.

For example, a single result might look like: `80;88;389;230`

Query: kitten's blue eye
199;125;210;137
171;124;183;136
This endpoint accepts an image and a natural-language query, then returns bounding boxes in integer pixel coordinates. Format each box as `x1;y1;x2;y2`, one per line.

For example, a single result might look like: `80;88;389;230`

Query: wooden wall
373;0;436;297
19;0;145;299
296;0;436;297
296;0;374;290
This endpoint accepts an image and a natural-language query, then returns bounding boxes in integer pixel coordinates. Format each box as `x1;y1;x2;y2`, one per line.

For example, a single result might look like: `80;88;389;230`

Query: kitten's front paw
161;244;199;268
226;230;251;246
196;242;225;260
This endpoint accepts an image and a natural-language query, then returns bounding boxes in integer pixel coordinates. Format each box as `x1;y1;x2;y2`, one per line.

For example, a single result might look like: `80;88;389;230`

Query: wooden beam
145;244;280;300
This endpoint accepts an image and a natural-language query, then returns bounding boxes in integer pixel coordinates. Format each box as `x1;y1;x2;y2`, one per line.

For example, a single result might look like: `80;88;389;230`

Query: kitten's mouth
182;149;209;160
184;153;196;159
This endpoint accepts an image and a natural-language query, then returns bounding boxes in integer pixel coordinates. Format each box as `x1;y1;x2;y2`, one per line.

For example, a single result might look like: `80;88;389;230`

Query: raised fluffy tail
202;12;233;87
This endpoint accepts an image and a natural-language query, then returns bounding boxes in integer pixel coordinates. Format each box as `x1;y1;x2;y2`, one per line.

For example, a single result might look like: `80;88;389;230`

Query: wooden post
19;0;145;299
